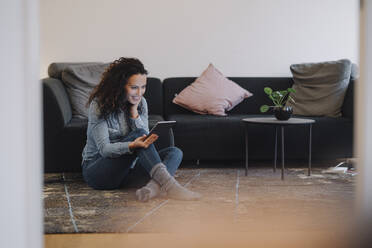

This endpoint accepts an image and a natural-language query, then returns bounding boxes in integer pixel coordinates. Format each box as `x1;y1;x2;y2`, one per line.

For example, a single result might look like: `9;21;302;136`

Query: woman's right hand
129;134;158;150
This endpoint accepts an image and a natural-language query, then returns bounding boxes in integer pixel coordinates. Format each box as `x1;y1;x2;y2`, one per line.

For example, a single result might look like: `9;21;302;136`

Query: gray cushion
351;63;359;79
287;59;352;117
48;62;102;79
61;63;109;119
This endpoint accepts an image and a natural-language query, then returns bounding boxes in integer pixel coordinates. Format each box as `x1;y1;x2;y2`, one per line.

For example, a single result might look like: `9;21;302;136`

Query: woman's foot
164;180;201;201
136;187;152;202
136;179;165;202
150;163;202;201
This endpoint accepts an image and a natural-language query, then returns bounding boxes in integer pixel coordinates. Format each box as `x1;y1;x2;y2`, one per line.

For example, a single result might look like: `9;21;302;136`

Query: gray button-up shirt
82;97;149;164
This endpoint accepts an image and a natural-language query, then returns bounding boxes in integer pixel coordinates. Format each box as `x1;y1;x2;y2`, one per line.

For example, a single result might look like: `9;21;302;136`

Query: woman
81;57;201;202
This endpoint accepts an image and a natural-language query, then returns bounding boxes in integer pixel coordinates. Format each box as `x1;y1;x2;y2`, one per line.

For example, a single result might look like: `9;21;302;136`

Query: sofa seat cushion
167;114;257;160
167;114;353;160
286;115;353;159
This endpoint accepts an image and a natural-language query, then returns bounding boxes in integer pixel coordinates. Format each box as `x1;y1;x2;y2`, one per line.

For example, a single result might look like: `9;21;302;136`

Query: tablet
148;121;176;136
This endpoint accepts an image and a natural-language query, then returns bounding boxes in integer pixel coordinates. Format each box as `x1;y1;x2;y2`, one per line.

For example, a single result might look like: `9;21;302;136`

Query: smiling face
124;74;147;105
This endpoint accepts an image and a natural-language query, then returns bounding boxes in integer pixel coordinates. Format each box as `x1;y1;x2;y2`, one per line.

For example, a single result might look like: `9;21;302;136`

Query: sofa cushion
48;62;102;79
172;64;252;116
60;63;164;119
61;63;109;119
287;59;352;117
167;114;249;160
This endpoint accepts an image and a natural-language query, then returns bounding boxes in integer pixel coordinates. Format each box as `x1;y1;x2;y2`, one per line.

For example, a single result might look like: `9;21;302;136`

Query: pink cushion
173;64;253;116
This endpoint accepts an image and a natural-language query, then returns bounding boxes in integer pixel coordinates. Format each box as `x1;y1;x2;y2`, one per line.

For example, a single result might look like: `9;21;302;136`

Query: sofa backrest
47;62;163;116
143;78;163;115
163;77;294;117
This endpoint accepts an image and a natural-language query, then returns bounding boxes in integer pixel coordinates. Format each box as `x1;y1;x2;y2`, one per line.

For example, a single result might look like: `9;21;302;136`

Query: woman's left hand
129;100;140;119
129;134;158;150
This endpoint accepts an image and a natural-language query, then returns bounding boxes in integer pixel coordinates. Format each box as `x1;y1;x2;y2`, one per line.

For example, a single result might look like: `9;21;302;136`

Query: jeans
82;128;183;190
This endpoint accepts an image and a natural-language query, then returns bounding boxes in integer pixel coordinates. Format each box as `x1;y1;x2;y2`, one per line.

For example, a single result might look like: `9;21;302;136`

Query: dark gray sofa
43;64;354;172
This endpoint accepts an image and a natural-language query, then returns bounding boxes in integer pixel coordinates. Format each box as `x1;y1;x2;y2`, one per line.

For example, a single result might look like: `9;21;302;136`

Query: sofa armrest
43;78;72;141
341;79;355;120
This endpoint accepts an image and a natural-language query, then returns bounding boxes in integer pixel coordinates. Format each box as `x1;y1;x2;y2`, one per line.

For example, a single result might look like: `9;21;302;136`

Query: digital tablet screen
148;121;176;136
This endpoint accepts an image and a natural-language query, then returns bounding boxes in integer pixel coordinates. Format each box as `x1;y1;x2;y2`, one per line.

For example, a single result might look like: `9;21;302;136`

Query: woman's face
124;74;147;105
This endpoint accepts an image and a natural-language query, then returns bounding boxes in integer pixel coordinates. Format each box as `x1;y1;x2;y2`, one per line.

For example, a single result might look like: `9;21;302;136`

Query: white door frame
357;0;372;221
0;0;43;248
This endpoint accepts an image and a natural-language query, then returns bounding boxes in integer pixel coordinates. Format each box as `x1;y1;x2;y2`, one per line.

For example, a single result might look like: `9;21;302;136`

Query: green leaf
260;105;269;113
269;94;279;106
279;92;288;106
264;87;272;95
263;85;295;108
272;91;281;99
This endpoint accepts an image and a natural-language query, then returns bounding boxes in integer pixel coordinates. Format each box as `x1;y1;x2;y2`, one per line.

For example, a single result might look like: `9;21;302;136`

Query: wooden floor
44;230;352;248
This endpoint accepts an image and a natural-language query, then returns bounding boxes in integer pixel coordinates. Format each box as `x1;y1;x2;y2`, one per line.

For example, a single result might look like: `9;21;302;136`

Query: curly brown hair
87;57;148;119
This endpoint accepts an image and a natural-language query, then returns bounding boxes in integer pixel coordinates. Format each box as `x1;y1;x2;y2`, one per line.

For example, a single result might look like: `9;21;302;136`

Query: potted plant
260;87;296;120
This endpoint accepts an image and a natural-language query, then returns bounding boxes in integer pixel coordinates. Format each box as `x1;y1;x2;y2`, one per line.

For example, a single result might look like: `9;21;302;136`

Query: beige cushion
286;59;352;117
173;64;253;116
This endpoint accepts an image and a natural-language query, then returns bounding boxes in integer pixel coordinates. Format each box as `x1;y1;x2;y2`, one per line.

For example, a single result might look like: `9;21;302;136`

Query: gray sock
150;163;201;201
135;179;164;202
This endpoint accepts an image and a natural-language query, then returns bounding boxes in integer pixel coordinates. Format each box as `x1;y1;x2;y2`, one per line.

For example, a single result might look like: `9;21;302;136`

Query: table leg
281;126;285;180
274;126;277;173
245;124;248;176
308;124;312;176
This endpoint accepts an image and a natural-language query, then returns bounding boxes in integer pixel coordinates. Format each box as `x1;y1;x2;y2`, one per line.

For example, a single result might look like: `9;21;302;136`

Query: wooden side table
242;117;315;180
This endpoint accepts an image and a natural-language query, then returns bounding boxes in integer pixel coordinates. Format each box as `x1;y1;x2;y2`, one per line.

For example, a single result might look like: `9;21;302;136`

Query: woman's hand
129;134;158;150
129;101;140;119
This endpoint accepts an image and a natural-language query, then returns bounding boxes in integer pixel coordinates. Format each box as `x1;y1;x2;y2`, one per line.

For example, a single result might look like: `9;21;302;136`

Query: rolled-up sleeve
89;102;132;158
129;98;149;133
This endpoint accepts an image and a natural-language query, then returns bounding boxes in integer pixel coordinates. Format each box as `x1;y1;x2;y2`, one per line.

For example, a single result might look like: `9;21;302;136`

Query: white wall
0;0;42;248
40;0;359;79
